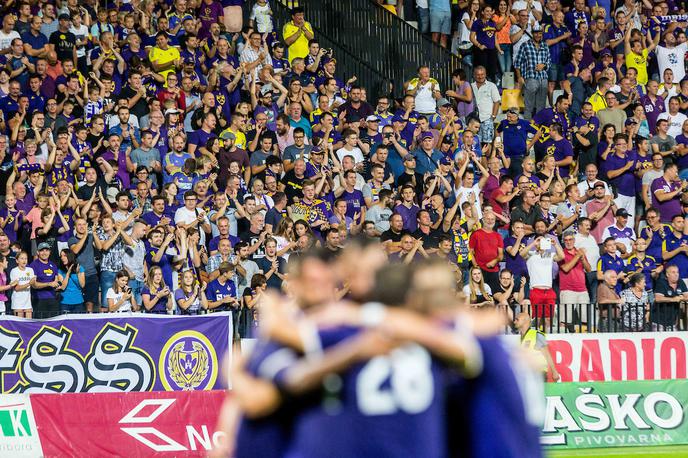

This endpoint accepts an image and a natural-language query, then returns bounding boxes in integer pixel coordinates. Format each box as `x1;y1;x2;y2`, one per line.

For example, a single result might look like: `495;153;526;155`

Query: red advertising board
544;332;688;382
30;390;226;457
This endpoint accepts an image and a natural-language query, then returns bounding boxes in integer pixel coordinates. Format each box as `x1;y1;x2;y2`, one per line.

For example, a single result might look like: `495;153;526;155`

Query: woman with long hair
272;218;297;258
9;252;32;318
174;269;208;315
493;0;513;76
598;124;617;162
142;266;173;314
107;270;135;313
462;267;494;307
57;249;86;313
160;182;181;218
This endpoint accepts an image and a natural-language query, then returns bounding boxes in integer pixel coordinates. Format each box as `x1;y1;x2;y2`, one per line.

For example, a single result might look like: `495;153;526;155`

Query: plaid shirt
514;40;550;81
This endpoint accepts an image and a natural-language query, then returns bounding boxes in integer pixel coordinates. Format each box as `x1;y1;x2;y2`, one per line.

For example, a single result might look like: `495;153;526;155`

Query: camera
384;133;393;139
211;166;221;175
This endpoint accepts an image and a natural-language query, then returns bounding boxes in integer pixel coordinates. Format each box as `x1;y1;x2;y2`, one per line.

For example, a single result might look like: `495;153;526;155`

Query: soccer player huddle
215;239;545;458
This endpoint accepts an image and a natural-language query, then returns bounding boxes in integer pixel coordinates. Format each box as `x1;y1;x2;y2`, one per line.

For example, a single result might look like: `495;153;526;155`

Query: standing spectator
470;5;501;83
515;312;560;381
30;242;62;318
405;66;441;117
48;14;77;66
575;217;600;303
601;209;635;256
543;11;571;106
429;0;452;48
623;23;659;87
9;251;33;318
605;133;636;219
496;107;541;176
470;66;501;148
509;9;532;67
558;231;591;329
514;24;550;120
596;92;627;133
468;212;503;291
651;162;683;223
282;7;314;62
584;182;615;243
662;214;688;281
641;153;666;212
523;230;565;330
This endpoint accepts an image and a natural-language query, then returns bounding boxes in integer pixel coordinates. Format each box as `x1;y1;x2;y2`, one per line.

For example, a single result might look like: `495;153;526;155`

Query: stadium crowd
0;0;687;335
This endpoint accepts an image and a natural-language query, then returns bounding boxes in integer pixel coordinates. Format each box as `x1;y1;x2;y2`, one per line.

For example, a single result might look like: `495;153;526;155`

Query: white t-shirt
10;267;34;310
462;283;493;299
526;251;554;288
574;233;600;267
656;112;687;139
69;24;89;58
175;206;210;245
336;146;365;164
250;3;274;33
0;30;20;52
510;23;532;62
511;0;542;24
455;184;483;220
407;79;440;114
656;43;688;83
106;288;132;312
459;12;472;43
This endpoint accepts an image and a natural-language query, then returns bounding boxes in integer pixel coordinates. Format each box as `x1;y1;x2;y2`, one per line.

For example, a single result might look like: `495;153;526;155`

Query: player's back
446;335;544;458
285;326;448;458
235;339;300;458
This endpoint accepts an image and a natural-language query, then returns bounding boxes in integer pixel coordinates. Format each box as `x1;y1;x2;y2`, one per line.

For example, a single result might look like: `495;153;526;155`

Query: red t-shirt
558;249;587;292
489;188;510;226
469;229;503;272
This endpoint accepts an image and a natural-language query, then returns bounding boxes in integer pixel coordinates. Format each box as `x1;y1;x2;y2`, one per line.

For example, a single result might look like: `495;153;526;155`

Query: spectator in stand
651;162;683;223
522;227;565;330
601;209;635;256
470;66;500;148
653;264;688;331
463;266;494;307
468;212;503;291
597;269;622;332
282;7;314;62
662;214;688;281
514;24;549;120
496;107;541;177
470;5;501;83
558;231;590;329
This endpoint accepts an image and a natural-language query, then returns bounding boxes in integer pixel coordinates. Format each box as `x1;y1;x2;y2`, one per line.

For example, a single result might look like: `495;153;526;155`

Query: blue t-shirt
206;277;237;312
144;242;175;293
498;119;537;157
596;253;625;276
663;230;688;279
640;224;671;263
59;266;85;305
605;151;636;197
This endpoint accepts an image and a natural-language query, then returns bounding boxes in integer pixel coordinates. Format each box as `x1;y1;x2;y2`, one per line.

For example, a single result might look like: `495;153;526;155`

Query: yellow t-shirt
220;127;247;150
282;21;313;62
625;49;649;85
149;46;181;80
587;90;607;113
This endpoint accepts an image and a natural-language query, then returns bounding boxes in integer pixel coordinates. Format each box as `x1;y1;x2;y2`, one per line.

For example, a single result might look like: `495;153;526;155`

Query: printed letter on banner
0;314;232;393
0;394;42;458
542;379;688;450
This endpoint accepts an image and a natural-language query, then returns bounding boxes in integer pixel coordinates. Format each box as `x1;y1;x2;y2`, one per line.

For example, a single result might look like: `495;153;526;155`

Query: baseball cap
37;242;51;251
437;98;451;107
310;146;325;155
593;181;606;189
441;134;453;144
183;57;195;64
366;115;380;122
392;115;407;123
532;24;543;33
600;48;613;57
58;13;71;21
420;132;434;140
259;84;273;96
439;156;453;166
322;56;337;65
219;130;236;142
164;108;180;116
625;118;638;126
615;208;629;217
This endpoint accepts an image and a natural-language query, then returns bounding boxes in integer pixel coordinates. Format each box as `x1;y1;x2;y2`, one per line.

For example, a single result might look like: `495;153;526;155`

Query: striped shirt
514;40;550;81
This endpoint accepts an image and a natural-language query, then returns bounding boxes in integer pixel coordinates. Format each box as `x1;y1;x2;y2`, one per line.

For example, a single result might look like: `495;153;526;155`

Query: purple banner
0;313;232;393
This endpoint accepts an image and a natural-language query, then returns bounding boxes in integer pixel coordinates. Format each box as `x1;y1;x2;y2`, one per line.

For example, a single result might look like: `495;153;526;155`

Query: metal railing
260;0;462;100
512;302;687;334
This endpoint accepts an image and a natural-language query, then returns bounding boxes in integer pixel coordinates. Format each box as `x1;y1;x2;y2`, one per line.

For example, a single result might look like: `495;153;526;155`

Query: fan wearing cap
513;23;549;119
48;14;77;64
496;107;540;177
30;242;63;318
360;115;382;145
584;181;617;244
411;132;444;176
601;209;636;256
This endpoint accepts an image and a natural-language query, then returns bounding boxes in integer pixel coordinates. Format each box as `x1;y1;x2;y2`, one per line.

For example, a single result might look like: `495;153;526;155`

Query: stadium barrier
0;313;232;394
542;379;688;450
516;302;685;334
0;390;226;457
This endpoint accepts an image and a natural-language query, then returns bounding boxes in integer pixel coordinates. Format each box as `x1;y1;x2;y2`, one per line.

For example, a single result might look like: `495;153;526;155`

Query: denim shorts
547;63;564;82
430;10;451;35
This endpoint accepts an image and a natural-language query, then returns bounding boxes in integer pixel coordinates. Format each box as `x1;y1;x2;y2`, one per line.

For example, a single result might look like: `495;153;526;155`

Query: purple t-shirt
0;208;20;242
340;189;365;219
394;203;420;232
676;134;688;170
641;94;665;134
552;138;574;178
197;1;224;39
605;151;636;197
471;19;498;49
188;128;217;154
504;236;528;277
651;176;682;222
29;259;58;300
